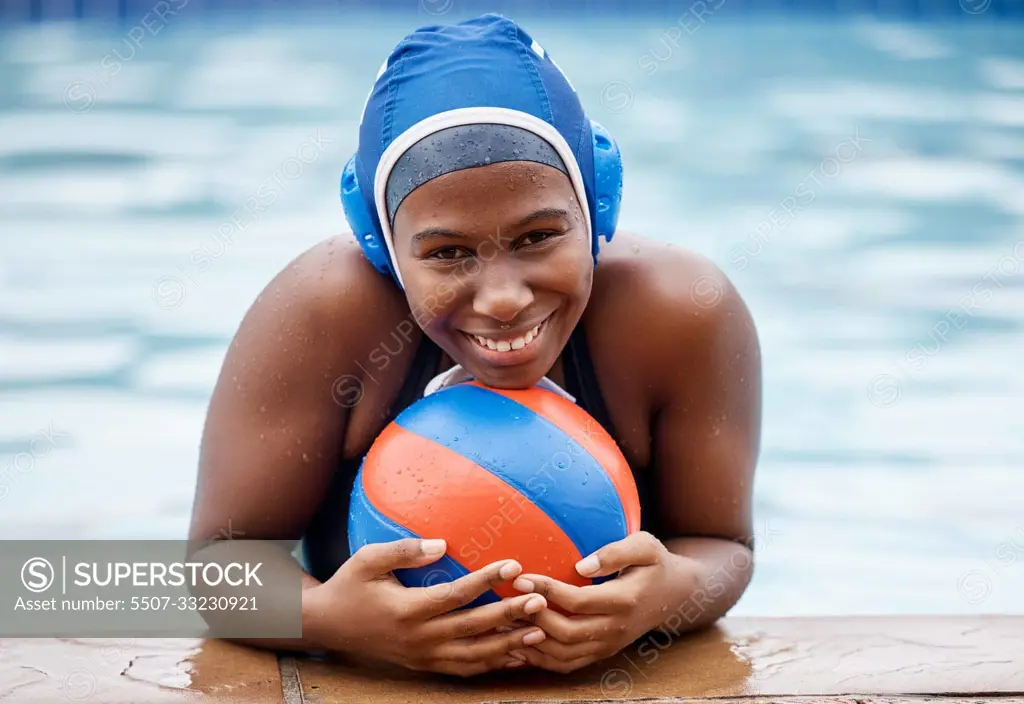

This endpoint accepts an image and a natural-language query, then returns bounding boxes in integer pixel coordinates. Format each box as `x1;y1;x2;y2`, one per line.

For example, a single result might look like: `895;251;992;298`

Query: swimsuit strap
384;332;443;424
562;323;617;439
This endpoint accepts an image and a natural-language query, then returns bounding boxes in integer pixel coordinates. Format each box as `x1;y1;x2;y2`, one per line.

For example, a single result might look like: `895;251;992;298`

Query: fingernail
524;595;545;614
421;539;446;556
576;554;600;576
495;625;515;633
505;658;525;668
513;577;534;593
498;561;521;581
522;629;546;646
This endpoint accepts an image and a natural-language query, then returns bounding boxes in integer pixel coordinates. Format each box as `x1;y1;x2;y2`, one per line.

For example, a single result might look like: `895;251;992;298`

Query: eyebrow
409;208;572;246
410;227;467;246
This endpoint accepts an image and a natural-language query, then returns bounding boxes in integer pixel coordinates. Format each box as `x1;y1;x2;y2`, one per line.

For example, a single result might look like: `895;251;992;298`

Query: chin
451;312;566;389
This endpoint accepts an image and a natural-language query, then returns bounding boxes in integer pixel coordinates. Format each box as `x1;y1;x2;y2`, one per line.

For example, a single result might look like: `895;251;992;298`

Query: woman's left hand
508;531;705;673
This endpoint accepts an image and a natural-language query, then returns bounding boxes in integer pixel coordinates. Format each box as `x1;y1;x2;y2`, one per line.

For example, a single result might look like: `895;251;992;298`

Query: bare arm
652;257;762;630
187;239;381;651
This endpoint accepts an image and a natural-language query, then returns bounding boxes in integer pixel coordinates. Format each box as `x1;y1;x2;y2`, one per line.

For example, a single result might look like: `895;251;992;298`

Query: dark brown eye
429;247;468;260
519;230;559;247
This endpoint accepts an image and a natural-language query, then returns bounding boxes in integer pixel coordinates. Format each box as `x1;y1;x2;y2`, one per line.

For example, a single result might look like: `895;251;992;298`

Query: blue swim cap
340;13;623;288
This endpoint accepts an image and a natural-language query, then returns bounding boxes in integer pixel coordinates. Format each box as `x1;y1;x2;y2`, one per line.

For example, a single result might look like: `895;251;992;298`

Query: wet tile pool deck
2;617;1022;703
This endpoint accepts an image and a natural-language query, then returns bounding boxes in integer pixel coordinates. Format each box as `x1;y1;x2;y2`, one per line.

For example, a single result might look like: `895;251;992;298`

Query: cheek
546;243;593;294
407;273;466;329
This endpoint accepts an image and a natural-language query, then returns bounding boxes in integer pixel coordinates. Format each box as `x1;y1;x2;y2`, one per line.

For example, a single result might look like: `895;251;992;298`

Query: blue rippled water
0;13;1022;616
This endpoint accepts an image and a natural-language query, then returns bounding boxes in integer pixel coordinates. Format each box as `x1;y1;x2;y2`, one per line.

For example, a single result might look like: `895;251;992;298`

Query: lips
462;315;552;354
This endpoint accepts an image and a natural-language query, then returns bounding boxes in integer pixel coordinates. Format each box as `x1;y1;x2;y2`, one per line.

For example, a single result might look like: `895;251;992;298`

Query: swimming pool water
0;13;1022;616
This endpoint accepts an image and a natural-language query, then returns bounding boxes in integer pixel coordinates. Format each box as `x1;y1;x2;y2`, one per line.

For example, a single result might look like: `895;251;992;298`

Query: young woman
188;13;761;678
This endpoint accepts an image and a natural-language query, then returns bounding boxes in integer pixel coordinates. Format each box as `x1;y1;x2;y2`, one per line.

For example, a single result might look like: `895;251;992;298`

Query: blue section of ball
394;384;628;562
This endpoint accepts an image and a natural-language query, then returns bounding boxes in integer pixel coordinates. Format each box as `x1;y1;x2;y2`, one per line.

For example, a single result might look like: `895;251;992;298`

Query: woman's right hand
305;537;549;677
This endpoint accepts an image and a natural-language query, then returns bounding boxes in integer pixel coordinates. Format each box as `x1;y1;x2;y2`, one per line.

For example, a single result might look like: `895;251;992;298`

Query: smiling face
390;160;593;388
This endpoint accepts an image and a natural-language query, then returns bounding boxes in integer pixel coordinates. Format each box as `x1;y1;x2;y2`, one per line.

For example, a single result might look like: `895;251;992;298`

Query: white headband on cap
373;107;592;289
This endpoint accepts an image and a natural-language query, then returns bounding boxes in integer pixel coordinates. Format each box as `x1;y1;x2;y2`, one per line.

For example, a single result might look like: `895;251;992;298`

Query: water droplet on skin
631;244;640;254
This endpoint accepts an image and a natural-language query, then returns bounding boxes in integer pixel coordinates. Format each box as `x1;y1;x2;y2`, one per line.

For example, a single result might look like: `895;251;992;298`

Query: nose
472;263;534;324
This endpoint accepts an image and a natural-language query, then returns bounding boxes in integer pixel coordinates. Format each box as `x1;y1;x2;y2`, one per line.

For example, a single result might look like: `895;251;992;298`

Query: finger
526;635;607;662
413;559;523;617
530;609;608;645
432;624;547;663
517;646;599;674
422;592;547;641
350;538;447;578
574;531;662;578
513;574;621;615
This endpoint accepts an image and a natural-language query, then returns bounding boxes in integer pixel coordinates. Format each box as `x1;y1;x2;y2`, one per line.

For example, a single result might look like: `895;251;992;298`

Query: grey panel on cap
385;123;569;225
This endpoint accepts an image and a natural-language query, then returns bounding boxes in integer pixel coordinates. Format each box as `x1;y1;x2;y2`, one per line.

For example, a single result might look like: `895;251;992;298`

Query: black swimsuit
300;324;657;582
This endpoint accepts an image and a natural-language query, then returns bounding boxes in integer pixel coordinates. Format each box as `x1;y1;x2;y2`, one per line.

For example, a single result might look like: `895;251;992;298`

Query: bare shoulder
590;231;754;330
227;234;408;370
585;231;760;392
192;236;412;542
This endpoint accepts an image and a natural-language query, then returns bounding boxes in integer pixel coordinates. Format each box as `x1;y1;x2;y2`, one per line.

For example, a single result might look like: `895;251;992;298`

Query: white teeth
468;320;547;353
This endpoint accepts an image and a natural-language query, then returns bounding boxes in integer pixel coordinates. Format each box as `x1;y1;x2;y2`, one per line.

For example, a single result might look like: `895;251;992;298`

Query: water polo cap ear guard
340;118;623;286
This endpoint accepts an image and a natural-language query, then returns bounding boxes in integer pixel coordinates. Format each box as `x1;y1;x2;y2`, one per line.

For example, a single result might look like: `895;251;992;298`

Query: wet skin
189;160;762;675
